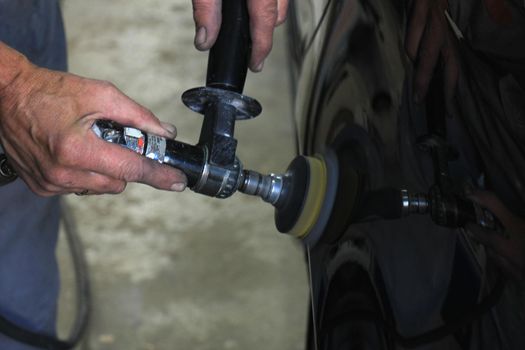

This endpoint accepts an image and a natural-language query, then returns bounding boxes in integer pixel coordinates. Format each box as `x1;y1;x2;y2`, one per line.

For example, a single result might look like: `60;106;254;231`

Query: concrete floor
55;1;308;349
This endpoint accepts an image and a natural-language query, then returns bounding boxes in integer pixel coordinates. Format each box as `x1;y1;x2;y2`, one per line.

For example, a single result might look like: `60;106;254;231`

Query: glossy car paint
288;0;406;169
285;1;486;349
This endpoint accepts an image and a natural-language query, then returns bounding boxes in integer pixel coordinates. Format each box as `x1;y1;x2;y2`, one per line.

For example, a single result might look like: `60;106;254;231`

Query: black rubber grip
206;0;251;93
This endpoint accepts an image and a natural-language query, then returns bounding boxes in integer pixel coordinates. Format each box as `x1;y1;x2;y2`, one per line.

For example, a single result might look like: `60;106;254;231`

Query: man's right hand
191;0;289;72
0;44;187;196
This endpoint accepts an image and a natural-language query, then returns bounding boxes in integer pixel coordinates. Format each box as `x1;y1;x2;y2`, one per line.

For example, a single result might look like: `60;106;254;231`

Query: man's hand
0;45;186;196
468;192;525;283
192;0;289;72
405;0;459;104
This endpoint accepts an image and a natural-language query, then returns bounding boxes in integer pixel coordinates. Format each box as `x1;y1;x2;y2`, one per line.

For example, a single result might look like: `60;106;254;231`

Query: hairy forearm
0;42;29;93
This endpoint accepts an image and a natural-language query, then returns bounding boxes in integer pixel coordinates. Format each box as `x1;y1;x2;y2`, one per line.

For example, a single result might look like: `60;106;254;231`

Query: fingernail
253;60;265;73
161;122;177;138
194;27;208;50
171;183;186;192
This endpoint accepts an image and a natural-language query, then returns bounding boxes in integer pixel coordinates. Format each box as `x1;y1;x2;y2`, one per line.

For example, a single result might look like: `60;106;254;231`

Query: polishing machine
1;0;503;248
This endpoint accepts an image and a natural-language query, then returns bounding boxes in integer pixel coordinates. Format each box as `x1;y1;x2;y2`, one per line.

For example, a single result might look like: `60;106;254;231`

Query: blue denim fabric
0;0;67;348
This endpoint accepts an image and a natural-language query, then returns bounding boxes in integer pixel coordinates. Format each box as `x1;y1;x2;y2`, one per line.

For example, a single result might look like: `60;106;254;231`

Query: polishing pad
274;151;339;246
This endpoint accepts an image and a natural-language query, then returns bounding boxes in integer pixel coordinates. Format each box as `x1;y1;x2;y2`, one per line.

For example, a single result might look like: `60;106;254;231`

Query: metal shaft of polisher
401;189;430;216
238;170;285;205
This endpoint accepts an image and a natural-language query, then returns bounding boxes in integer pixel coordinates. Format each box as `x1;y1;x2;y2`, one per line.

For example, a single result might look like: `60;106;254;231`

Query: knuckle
118;160;145;182
255;1;279;26
258;39;273;56
193;0;219;25
97;176;126;194
42;167;69;187
97;80;119;97
100;80;116;90
192;0;216;18
137;107;155;124
110;181;127;194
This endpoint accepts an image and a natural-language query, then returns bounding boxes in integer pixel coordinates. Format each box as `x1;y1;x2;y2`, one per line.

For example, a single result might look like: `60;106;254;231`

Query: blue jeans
0;0;67;348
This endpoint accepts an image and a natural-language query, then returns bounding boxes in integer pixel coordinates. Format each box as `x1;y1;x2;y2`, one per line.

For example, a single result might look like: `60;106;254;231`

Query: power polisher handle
206;0;251;93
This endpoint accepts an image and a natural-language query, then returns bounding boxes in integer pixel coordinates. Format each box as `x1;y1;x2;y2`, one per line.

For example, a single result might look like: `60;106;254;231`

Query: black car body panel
288;0;406;180
283;1;512;349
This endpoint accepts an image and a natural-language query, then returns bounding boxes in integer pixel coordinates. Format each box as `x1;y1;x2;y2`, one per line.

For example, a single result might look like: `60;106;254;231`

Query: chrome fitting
192;149;243;199
401;189;429;216
238;170;285;205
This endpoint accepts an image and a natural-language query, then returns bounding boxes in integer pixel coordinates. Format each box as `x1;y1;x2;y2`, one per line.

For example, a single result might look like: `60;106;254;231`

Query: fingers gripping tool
92;0;337;246
97;0;262;198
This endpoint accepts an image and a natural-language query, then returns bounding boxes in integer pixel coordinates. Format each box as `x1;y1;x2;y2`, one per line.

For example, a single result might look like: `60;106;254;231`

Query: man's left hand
191;0;289;72
405;0;459;104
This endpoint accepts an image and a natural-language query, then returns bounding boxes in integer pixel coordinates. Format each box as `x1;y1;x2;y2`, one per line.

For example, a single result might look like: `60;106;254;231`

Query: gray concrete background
55;1;308;349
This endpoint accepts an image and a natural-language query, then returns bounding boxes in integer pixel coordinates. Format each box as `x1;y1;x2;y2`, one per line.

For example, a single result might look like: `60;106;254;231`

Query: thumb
192;0;222;51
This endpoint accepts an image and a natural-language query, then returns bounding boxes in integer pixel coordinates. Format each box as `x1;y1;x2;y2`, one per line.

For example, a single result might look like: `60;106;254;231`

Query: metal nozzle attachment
401;189;430;216
238;170;285;205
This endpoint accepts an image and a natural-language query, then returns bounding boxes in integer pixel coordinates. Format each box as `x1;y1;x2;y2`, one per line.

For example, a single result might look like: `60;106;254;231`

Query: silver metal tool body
92;120;287;202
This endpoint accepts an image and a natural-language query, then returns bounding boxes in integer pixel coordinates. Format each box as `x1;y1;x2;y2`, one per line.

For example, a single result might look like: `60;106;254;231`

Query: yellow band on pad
288;156;327;238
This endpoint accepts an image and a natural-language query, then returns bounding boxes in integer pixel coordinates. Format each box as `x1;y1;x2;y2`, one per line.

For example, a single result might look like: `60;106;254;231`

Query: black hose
0;200;90;349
